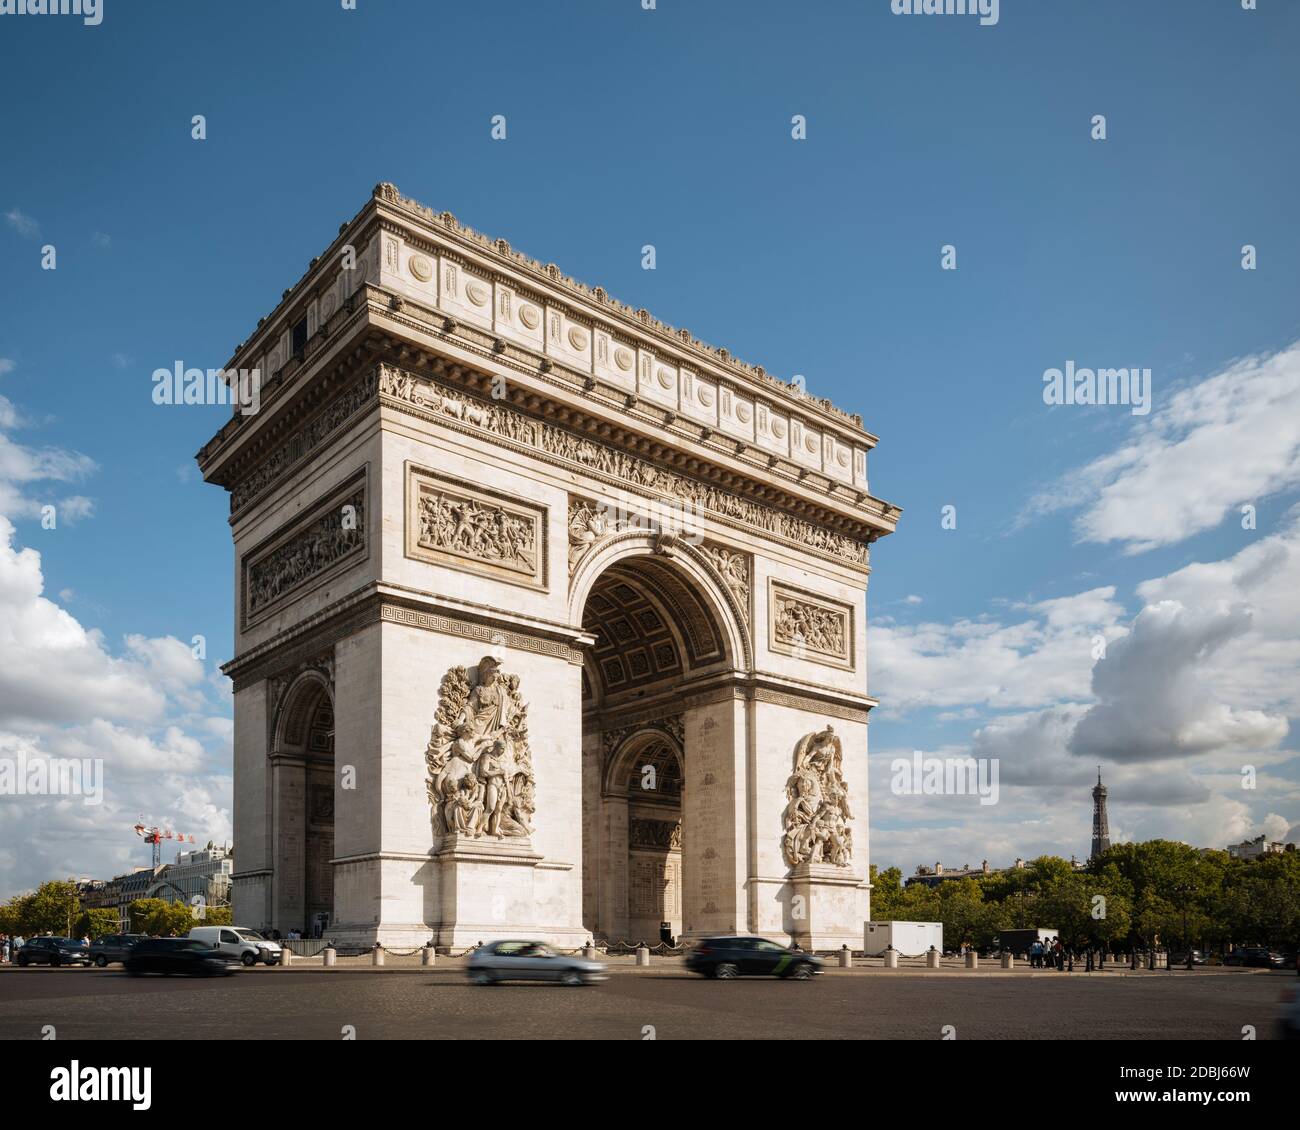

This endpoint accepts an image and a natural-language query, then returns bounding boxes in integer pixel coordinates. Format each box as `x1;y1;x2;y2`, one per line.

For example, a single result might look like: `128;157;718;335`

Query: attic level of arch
196;199;902;546
202;331;894;569
204;182;876;452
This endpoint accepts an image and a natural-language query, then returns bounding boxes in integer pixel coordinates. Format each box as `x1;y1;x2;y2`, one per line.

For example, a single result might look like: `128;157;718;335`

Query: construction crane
133;821;198;868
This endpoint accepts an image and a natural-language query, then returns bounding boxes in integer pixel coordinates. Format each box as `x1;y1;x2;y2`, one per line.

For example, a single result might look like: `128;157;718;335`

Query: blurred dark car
124;938;234;977
686;936;821;980
466;940;606;986
89;934;149;967
14;937;90;967
1224;947;1287;969
1169;949;1206;966
1278;987;1300;1040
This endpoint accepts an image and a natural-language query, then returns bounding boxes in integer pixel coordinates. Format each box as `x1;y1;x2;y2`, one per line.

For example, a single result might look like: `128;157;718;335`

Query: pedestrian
1054;937;1064;971
1030;940;1041;968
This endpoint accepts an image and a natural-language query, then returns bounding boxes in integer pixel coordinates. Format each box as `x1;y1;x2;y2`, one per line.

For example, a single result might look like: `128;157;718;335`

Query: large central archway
574;534;748;946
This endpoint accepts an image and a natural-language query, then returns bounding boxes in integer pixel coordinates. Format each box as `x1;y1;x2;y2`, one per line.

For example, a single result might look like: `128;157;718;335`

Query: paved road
0;966;1287;1039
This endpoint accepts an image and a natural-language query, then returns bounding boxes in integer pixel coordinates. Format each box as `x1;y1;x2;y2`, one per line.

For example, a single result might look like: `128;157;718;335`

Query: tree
18;881;80;936
75;908;121;940
128;898;195;937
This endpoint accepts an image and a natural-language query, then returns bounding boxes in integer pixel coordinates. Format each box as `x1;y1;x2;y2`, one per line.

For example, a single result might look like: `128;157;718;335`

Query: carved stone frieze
407;467;547;590
231;368;377;513
769;582;853;668
699;543;751;625
425;657;536;840
782;727;852;868
244;479;366;624
630;817;682;851
568;497;630;573
377;364;868;566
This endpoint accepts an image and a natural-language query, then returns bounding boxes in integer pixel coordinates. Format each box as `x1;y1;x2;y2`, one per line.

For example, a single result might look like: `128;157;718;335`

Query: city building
906;858;1027;888
152;845;233;911
1227;834;1296;860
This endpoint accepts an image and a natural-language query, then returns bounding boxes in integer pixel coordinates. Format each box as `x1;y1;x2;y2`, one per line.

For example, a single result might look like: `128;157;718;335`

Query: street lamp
1176;881;1197;971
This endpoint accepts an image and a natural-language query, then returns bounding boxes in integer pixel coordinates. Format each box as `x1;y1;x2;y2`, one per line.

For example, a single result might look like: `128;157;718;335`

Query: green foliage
873;842;1300;951
0;881;81;937
127;898;199;937
75;908;122;940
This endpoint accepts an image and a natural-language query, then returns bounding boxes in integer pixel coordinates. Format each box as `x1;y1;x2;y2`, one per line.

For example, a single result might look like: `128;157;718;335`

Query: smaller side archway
269;669;335;937
593;727;685;945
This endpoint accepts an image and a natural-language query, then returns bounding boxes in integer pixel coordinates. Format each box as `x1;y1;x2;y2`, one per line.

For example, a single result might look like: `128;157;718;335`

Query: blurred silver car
467;940;607;986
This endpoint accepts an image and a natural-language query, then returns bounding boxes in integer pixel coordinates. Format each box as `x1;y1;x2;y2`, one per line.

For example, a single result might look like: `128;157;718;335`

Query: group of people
1028;937;1066;968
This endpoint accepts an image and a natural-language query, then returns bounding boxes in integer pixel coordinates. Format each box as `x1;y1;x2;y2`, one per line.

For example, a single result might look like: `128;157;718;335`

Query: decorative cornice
223;587;587;692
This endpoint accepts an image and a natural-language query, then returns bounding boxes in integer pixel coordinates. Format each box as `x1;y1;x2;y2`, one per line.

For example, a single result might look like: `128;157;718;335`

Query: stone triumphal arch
198;184;900;949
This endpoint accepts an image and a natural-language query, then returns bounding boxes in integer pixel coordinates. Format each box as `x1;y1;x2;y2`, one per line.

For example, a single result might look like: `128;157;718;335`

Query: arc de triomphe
198;184;900;950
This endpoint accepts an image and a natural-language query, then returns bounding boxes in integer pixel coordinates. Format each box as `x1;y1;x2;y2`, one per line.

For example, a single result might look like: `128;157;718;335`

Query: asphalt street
0;966;1288;1040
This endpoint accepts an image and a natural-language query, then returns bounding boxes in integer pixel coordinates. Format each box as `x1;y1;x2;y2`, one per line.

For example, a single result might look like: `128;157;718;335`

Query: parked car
125;938;235;977
89;933;150;967
466;940;607;986
1224;947;1287;969
14;936;91;967
685;936;822;980
187;926;283;966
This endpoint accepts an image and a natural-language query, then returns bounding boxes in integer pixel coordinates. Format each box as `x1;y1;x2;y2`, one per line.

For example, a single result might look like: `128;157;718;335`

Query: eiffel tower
1090;768;1110;860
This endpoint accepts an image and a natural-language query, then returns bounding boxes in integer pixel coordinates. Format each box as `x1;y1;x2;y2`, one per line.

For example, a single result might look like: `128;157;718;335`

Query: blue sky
1;0;1298;893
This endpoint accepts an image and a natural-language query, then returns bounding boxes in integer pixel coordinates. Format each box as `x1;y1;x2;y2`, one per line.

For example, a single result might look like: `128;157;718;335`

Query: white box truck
864;921;943;957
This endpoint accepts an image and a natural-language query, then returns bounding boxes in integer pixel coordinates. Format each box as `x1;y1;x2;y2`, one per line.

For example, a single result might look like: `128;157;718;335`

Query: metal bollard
839;945;852;969
635;944;650;967
1000;953;1013;970
323;947;336;967
965;950;978;970
582;942;596;960
280;947;293;968
372;944;385;967
421;946;436;967
926;948;941;969
884;949;899;969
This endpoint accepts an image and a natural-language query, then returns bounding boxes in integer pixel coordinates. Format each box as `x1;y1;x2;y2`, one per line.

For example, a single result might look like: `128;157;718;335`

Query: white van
188;926;283;966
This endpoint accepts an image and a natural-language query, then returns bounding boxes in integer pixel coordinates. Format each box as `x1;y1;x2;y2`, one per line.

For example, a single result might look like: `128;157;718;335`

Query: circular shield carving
614;347;634;371
519;304;540;330
568;327;589;351
409;254;433;282
465;282;490;307
657;367;674;389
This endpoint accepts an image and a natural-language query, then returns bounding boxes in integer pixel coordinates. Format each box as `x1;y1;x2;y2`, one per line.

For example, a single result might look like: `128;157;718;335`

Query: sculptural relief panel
242;472;368;627
768;581;853;669
782;726;853;868
406;465;548;590
425;657;537;841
